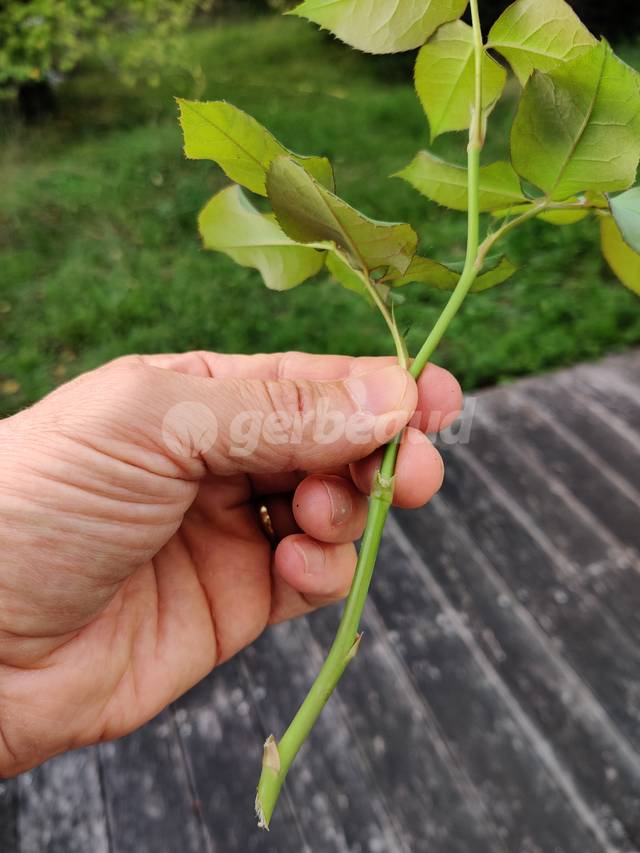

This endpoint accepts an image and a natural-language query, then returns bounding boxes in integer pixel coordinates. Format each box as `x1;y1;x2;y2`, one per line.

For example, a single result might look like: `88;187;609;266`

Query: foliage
288;0;468;53
180;0;640;313
0;0;211;90
2;16;639;422
415;19;506;138
486;0;596;83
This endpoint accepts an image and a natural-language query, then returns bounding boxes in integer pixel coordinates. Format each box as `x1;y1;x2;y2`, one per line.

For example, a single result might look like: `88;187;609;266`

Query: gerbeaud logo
161;396;479;459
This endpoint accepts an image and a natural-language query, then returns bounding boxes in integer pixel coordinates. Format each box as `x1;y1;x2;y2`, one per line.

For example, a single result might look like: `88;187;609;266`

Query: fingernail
294;540;325;575
345;365;411;416
322;478;352;527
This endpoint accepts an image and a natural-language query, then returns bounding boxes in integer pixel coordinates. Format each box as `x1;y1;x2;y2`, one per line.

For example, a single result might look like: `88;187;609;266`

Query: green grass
1;16;639;417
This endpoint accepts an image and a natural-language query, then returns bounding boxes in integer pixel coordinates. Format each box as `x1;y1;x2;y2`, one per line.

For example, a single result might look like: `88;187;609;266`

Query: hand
0;351;461;775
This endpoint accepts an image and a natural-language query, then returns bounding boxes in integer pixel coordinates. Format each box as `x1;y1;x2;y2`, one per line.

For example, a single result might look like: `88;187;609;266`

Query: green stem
357;269;410;370
256;0;485;828
476;197;594;267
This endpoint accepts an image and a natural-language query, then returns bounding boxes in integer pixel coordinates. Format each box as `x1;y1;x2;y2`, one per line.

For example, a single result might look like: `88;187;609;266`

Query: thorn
261;734;281;774
347;632;364;662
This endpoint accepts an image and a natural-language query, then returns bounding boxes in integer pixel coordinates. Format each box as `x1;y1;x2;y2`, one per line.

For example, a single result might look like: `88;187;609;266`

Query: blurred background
1;0;639;418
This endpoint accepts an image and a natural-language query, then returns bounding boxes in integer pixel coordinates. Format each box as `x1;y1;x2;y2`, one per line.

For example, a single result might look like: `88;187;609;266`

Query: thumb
151;361;418;474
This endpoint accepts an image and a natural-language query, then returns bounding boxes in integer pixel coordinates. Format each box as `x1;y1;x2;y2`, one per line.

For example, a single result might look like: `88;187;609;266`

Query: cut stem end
256;735;283;831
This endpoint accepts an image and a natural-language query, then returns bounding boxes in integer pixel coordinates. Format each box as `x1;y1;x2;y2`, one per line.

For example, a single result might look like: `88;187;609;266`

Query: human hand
0;351;461;775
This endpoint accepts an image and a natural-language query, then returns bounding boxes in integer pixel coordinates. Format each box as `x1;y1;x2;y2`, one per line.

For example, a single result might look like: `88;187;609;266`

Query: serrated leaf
601;215;640;295
487;0;596;85
395;151;527;212
610;187;640;254
415;20;506;140
511;42;640;202
289;0;468;54
177;99;334;196
198;185;325;291
267;156;418;276
393;254;517;292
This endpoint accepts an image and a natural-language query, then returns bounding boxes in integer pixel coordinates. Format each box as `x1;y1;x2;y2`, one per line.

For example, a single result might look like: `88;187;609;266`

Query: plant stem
476;197;594;267
358;269;410;370
256;0;485;828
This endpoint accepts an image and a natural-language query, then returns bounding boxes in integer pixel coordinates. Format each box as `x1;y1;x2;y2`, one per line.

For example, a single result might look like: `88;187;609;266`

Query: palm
13;471;297;759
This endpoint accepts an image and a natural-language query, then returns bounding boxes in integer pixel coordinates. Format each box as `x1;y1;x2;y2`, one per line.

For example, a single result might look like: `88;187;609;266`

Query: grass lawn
1;15;639;418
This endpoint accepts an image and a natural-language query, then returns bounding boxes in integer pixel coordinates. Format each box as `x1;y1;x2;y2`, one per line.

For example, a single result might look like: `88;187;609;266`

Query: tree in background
0;0;212;117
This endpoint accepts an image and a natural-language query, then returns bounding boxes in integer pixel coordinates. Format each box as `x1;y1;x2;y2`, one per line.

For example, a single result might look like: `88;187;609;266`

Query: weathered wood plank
17;750;109;853
435;439;640;747
371;521;612;853
0;778;18;852
98;708;205;853
393;500;640;851
518;373;640;492
244;613;500;853
454;404;640;638
483;387;640;554
597;351;640;387
305;608;505;853
172;659;310;853
571;361;640;433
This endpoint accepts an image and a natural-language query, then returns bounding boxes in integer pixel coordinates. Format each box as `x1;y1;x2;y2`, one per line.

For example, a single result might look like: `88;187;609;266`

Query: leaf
487;0;596;85
491;202;590;225
326;251;369;299
326;252;390;304
511;42;640;202
600;215;640;295
393;254;517;292
536;208;590;225
415;20;506;140
395;151;527;212
610;187;640;254
288;0;468;55
267;156;418;276
198;185;325;291
177;99;334;196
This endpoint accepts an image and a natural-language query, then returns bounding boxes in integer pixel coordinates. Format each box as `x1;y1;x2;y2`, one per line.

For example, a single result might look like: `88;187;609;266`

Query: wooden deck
1;351;639;853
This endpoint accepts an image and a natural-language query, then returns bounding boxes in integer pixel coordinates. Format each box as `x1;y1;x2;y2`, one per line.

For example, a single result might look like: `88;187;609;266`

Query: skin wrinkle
175;526;221;669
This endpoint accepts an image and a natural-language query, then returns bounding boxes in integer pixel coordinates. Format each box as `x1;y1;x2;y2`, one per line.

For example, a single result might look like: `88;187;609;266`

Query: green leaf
511;42;640;202
491;202;591;225
288;0;468;54
326;252;390;304
177;99;334;196
487;0;596;85
393;254;517;292
415;20;506;140
610;187;640;254
536;208;590;225
198;185;325;291
601;214;640;295
267;156;418;276
395;151;527;212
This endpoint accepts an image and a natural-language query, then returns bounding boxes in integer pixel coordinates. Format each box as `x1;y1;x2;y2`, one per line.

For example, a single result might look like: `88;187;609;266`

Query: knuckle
262;378;316;419
101;357;151;397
